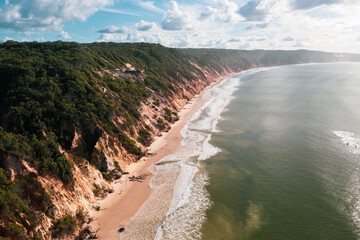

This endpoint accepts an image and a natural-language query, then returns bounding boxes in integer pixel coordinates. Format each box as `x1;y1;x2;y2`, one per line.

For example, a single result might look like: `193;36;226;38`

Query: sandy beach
89;73;235;239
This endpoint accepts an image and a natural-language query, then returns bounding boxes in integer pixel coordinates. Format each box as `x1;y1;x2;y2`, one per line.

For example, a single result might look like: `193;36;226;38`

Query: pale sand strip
89;73;236;239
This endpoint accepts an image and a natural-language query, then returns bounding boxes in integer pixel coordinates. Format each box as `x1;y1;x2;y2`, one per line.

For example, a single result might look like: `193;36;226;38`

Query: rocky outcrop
90;127;130;171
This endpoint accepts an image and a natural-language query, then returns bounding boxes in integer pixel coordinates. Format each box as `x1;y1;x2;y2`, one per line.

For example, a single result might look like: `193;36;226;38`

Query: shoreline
89;72;238;239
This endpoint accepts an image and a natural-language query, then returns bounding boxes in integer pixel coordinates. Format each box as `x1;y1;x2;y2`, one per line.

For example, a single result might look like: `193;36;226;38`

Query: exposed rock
1;148;111;239
90;127;130;172
71;129;86;157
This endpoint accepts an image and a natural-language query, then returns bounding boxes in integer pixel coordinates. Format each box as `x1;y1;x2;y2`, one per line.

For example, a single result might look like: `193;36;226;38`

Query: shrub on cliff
164;107;173;123
0;126;74;185
0;169;37;239
137;128;151;146
51;215;77;238
19;173;54;215
156;117;165;130
101;172;113;182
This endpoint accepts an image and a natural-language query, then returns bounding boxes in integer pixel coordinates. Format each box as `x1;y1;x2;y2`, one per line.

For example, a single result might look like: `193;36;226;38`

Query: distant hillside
0;41;359;239
180;48;360;73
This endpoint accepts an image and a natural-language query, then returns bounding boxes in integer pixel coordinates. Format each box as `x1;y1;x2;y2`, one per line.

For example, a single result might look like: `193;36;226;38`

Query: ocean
123;62;360;240
202;62;360;240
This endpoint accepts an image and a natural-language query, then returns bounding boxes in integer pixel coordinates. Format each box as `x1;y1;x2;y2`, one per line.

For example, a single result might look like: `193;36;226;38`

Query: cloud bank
0;0;113;31
161;1;194;30
1;0;360;53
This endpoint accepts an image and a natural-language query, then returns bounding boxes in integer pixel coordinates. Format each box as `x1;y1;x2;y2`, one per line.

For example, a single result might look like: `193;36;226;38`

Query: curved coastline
88;72;236;239
89;68;273;239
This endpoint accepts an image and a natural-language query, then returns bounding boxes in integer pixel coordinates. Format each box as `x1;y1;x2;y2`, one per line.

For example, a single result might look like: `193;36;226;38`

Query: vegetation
75;211;86;224
0;41;359;238
101;172;113;182
51;215;77;238
93;187;102;197
156;117;166;130
0;41;197;185
0;169;37;239
18;173;54;215
0;126;73;184
153;99;160;106
164;107;173;122
137;128;151;146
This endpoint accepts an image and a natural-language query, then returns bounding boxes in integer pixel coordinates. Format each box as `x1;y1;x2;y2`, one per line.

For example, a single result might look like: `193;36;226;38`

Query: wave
153;73;253;239
333;130;360;154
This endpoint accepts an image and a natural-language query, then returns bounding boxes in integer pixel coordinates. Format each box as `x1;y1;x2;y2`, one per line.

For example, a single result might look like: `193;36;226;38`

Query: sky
0;0;360;53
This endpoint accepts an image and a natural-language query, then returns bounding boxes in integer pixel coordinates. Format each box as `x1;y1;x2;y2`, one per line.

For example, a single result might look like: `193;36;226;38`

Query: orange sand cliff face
2;61;243;239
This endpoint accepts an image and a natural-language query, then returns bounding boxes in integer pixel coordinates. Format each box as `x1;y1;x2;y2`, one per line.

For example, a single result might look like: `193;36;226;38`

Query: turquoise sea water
202;63;360;240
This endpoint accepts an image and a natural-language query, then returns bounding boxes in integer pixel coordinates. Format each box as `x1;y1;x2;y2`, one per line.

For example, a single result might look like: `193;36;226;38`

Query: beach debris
92;205;100;211
123;171;129;175
111;170;122;179
129;173;150;182
76;226;98;240
89;229;99;239
118;227;125;233
89;233;98;239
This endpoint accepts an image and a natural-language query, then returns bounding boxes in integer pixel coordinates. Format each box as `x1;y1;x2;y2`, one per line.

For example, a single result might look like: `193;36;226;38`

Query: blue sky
0;0;360;53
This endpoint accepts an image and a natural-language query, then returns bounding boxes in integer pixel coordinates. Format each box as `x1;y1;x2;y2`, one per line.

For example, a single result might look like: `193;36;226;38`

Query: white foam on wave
333;130;360;154
154;75;242;240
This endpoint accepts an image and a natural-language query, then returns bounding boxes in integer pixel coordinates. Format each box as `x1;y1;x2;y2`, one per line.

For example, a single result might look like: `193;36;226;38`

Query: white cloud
245;22;271;29
136;1;164;13
97;25;129;33
99;30;163;44
1;36;14;42
101;8;140;16
199;6;217;20
289;0;347;10
214;0;241;22
0;0;113;31
135;20;155;31
35;37;45;42
57;31;71;39
228;37;242;42
282;36;294;41
97;0;360;53
199;0;242;23
23;31;34;36
248;37;267;41
292;42;305;47
161;1;195;30
99;33;125;42
98;21;155;41
238;0;269;21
